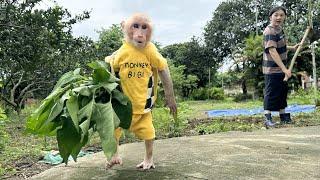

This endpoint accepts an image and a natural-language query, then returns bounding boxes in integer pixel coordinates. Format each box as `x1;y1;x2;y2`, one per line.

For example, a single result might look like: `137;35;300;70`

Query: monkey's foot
136;159;155;170
106;155;122;169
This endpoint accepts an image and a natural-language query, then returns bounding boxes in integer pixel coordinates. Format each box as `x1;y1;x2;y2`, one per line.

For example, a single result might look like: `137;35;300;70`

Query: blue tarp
206;104;316;117
39;150;93;165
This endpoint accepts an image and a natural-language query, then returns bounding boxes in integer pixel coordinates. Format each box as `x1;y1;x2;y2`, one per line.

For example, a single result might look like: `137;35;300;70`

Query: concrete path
31;126;320;180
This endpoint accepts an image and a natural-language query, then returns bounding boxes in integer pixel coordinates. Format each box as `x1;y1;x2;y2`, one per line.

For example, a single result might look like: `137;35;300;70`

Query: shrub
289;88;320;104
0;106;8;151
207;87;225;100
233;93;253;102
190;87;225;100
190;87;208;100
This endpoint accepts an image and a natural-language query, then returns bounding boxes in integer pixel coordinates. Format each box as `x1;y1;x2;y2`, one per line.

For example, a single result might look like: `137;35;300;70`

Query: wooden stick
284;26;311;81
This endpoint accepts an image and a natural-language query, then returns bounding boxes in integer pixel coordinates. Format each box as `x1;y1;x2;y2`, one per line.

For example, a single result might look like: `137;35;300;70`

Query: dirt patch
2;146;103;179
2;156;53;180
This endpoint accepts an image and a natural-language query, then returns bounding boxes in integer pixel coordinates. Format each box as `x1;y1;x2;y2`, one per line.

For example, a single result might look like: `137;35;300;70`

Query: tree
95;24;123;60
204;0;256;63
242;34;264;96
204;0;320;94
161;43;183;61
167;60;198;97
162;37;219;87
0;0;94;113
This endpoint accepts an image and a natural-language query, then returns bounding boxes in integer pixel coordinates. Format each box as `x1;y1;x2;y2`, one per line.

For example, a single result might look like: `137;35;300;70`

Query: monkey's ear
120;21;125;30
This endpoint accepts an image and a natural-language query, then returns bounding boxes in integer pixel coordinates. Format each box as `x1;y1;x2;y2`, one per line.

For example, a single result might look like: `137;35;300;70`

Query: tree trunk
242;61;247;95
242;78;247;95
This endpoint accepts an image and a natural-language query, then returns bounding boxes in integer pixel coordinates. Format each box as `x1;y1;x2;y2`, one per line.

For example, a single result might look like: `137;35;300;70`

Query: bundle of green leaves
26;61;132;164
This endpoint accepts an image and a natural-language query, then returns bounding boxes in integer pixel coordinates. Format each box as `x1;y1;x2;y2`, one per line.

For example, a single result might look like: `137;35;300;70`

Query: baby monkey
105;13;177;170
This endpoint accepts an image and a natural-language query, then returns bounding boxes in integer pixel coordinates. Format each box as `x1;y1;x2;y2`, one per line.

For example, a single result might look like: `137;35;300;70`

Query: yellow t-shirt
110;41;167;114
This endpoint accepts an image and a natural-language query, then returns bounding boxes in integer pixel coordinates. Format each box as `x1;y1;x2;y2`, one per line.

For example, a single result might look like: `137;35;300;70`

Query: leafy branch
26;61;132;164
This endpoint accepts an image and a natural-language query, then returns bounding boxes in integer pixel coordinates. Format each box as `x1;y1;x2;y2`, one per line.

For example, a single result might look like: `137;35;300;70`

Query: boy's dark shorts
264;73;288;111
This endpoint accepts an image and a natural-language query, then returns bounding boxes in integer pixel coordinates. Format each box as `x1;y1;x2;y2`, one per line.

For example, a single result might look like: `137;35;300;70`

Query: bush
190;87;207;100
289;88;320;104
233;93;253;102
190;87;225;100
0;106;8;152
207;87;225;100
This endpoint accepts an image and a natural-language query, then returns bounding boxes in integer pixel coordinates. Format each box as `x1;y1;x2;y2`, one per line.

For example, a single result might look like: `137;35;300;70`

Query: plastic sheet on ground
206;104;316;117
39;150;93;165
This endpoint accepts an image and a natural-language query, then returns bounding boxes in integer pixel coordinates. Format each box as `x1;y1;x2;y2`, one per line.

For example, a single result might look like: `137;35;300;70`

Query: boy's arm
269;47;291;78
158;67;177;116
287;43;300;52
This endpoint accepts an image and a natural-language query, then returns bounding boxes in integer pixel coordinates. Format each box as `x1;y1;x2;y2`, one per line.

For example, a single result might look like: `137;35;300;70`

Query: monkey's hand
105;50;118;63
165;95;177;117
106;154;122;169
159;68;177;117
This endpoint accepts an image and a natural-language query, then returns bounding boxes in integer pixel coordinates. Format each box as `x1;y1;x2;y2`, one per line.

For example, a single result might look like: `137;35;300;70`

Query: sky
38;0;224;46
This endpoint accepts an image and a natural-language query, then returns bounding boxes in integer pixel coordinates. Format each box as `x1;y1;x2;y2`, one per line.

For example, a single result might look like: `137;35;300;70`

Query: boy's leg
264;110;276;128
279;109;285;114
279;109;286;124
106;128;123;169
279;109;292;124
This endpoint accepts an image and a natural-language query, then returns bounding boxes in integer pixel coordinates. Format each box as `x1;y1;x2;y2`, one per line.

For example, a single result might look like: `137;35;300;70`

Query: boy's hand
292;43;300;51
283;69;292;78
283;68;292;81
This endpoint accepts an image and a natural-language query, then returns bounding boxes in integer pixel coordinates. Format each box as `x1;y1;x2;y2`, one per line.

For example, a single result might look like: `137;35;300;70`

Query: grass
0;106;58;178
195;120;256;134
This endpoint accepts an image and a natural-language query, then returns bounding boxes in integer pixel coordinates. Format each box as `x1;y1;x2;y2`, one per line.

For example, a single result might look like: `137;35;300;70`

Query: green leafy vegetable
26;61;132;164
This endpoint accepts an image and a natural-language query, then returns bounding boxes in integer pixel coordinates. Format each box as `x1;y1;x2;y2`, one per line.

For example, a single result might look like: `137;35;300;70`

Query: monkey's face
131;22;150;48
123;14;152;48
